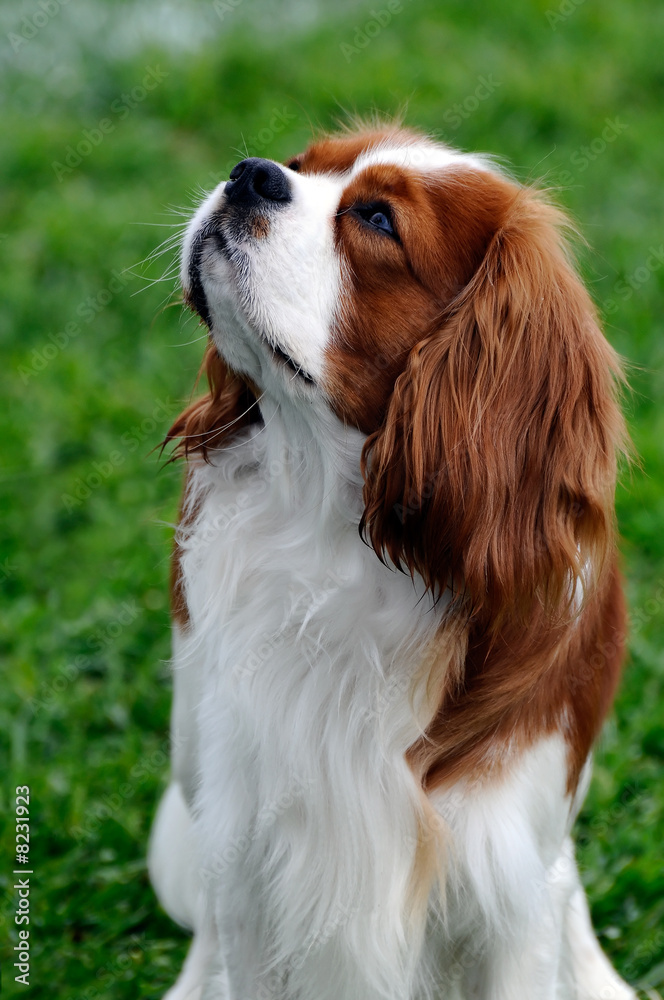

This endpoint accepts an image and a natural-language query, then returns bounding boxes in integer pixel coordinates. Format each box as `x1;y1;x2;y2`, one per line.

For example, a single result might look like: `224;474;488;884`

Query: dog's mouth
185;221;316;387
269;342;316;385
186;227;214;328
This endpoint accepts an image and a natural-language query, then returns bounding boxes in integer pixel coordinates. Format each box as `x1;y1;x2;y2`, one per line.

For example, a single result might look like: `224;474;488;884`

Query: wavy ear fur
361;190;628;637
164;341;261;462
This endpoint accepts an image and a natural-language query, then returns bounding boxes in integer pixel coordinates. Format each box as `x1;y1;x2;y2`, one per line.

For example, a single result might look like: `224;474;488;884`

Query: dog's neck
236;391;368;530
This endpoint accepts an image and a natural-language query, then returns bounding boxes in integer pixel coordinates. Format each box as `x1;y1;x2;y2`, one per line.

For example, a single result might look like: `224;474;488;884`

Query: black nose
225;157;291;207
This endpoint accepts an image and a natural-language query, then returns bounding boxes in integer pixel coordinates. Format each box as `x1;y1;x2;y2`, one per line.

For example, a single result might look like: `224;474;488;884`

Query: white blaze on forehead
350;140;494;178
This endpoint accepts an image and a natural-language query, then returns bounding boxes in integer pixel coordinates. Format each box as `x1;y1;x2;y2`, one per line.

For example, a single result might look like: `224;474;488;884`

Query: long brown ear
360;190;627;637
164;341;261;462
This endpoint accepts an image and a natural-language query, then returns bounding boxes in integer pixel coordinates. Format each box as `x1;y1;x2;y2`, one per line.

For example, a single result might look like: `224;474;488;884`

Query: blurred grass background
0;0;663;996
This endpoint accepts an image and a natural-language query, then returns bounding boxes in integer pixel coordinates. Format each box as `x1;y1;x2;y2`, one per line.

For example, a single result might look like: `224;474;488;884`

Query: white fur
151;142;636;1000
181;167;343;385
351;138;493;176
168;413;443;1000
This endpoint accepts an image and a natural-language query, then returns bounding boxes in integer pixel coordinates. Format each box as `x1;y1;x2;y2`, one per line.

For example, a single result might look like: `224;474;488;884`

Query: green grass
1;0;663;995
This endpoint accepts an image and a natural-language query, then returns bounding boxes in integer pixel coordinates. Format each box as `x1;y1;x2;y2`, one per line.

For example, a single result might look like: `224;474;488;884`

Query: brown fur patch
407;560;626;794
251;215;270;239
169;474;189;629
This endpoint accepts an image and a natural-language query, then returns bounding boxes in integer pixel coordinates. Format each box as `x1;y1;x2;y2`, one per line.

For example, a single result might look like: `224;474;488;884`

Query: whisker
130;272;181;296
148;287;184;318
179;391;266;443
129;221;190;228
129;236;187;273
169;331;210;348
215;397;276;451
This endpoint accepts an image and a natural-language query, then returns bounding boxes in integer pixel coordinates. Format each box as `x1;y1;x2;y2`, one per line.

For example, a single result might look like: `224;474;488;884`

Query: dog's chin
183;222;317;389
269;342;316;385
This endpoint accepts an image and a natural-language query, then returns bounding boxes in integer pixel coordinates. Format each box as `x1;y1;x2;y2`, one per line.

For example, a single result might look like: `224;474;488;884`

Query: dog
148;123;635;1000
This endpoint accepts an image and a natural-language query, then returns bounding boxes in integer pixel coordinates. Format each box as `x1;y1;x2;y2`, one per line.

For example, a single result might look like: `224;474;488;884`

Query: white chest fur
164;410;598;1000
175;412;445;999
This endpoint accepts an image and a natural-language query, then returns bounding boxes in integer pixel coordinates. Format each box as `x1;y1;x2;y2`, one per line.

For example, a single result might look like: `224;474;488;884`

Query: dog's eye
286;159;301;172
354;203;398;240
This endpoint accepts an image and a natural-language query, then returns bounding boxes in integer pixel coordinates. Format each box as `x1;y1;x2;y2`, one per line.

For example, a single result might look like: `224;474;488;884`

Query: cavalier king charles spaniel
148;124;634;1000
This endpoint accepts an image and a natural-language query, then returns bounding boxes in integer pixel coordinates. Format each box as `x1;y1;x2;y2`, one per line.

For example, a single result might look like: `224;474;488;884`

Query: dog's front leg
563;848;636;1000
165;924;225;1000
471;878;569;1000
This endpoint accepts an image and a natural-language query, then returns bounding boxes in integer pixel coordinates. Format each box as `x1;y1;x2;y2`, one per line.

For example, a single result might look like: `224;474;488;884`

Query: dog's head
180;127;514;428
174;124;626;633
